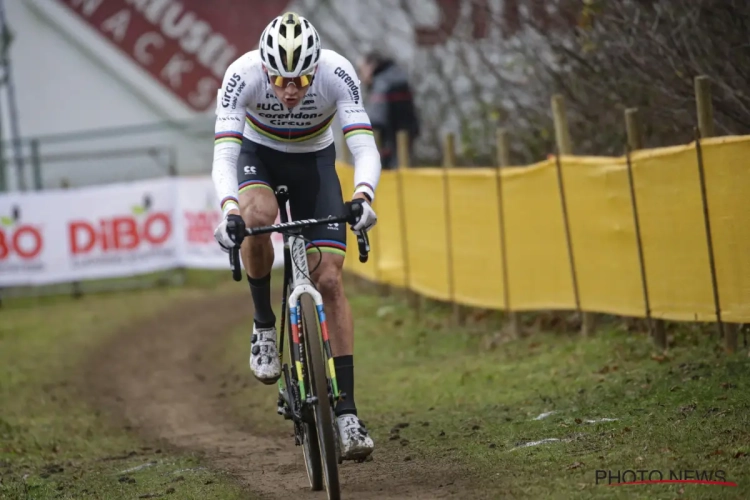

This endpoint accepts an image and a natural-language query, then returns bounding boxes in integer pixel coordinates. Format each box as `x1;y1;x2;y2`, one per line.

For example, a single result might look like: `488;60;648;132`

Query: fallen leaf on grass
567;461;584;470
679;403;697;414
734;451;747;459
651;354;669;362
706;450;724;457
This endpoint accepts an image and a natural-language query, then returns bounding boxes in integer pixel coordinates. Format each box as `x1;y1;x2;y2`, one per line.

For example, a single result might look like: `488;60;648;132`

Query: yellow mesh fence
336;135;750;323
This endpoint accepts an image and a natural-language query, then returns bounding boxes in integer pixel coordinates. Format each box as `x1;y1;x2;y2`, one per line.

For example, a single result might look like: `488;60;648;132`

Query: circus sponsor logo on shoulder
68;193;174;267
221;73;246;109
0;205;45;272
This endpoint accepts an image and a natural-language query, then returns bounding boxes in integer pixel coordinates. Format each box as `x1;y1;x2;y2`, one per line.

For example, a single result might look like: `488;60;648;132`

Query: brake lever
230;246;242;282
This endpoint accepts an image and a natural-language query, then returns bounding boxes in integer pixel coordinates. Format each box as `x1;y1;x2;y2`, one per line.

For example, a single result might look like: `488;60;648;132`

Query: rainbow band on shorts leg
305;240;346;257
239;179;273;195
342;123;374;140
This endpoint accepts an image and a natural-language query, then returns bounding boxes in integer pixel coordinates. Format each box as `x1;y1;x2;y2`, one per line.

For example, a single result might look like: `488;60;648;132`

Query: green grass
223;281;750;499
0;271;247;499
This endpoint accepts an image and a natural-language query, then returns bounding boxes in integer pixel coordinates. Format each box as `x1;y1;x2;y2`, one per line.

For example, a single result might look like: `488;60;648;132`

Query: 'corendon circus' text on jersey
211;49;382;216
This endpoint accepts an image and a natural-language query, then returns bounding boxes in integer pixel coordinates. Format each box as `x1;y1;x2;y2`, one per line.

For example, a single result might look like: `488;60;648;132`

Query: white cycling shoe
249;324;281;384
336;414;374;461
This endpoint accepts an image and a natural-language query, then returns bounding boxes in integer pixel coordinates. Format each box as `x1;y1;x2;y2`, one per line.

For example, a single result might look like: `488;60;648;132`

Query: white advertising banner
0;177;285;287
175;177;285;270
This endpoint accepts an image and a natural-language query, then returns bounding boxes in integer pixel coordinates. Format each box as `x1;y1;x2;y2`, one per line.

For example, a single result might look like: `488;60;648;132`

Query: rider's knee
240;189;277;228
314;259;344;298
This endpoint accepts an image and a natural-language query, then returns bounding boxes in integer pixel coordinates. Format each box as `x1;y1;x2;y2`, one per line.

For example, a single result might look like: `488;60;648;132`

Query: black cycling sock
247;273;276;329
334;355;357;416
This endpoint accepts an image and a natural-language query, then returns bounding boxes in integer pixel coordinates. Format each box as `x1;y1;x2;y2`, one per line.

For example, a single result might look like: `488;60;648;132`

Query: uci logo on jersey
257;102;285;111
244;166;257;176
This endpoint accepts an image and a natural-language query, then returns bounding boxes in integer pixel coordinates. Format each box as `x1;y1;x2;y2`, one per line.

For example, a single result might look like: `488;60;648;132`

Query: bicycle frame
278;199;341;409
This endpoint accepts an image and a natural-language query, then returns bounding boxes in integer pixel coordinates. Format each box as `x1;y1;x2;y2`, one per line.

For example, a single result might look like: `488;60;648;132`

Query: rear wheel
300;294;340;500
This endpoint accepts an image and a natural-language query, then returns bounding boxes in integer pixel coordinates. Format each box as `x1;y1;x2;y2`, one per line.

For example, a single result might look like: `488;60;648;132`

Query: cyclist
211;12;380;461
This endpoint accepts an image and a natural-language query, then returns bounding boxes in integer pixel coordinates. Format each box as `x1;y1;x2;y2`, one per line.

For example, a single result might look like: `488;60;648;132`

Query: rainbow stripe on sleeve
342;123;374;140
220;196;239;212
215;131;243;146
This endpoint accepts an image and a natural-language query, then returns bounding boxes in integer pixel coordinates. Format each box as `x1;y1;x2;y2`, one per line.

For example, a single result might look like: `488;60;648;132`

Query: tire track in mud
83;289;476;499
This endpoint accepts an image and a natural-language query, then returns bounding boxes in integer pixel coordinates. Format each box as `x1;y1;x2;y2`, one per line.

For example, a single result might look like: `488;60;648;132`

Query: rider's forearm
212;135;242;215
345;132;381;202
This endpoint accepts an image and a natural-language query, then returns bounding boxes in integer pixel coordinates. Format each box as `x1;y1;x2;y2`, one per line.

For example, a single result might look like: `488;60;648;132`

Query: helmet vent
267;54;278;71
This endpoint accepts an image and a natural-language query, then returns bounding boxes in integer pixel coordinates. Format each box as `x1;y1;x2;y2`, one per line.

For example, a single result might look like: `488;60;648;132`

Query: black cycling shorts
236;138;347;258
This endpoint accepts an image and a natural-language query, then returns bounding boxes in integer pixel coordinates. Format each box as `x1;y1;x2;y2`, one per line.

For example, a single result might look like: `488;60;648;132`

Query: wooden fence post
396;129;420;313
695;76;715;139
442;132;465;325
496;128;519;337
625;108;667;350
551;94;591;335
694;76;737;353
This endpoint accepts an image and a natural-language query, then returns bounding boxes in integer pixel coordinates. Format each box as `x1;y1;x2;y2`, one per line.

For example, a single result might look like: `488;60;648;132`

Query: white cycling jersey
211;49;381;215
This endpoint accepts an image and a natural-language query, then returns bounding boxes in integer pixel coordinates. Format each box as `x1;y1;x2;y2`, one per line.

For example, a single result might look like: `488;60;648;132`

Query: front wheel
300;294;340;500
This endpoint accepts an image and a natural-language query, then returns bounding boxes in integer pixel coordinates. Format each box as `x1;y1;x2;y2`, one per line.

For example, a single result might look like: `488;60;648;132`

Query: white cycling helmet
259;12;321;78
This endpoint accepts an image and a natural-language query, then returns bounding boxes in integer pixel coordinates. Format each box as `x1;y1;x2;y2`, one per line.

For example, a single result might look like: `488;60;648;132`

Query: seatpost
276;185;290;223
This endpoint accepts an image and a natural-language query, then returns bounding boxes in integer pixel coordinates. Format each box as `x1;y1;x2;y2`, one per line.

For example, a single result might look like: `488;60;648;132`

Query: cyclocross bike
227;185;370;500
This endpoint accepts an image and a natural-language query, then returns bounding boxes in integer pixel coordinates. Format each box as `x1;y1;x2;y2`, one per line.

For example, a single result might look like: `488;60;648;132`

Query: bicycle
227;185;370;500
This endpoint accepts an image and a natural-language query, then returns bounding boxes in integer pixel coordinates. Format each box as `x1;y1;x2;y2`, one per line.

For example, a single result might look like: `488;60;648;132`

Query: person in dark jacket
357;50;420;169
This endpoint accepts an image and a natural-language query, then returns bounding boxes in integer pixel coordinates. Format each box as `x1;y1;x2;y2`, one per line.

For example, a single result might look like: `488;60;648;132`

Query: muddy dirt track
83;290;484;499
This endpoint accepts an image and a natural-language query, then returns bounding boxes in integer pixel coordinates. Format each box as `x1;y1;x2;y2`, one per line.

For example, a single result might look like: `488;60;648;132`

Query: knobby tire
300;294;340;500
296;297;323;491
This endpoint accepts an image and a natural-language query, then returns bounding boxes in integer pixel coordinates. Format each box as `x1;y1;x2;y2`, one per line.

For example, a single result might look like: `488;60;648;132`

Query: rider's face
271;81;309;108
265;68;313;108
